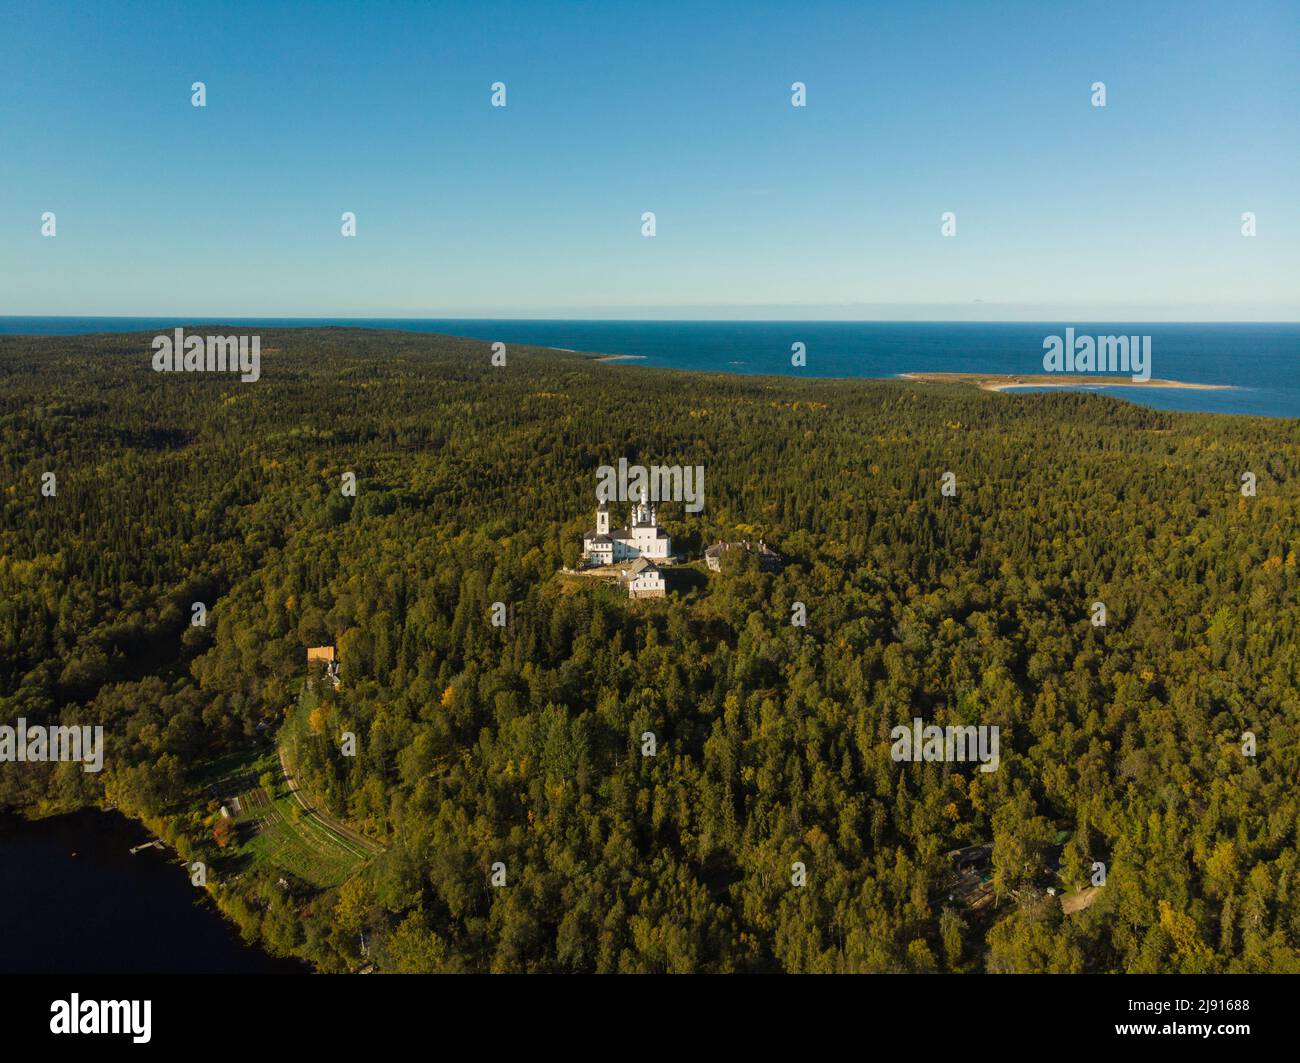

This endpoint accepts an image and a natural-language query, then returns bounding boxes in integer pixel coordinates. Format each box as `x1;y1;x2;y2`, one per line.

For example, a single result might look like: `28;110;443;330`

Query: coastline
899;372;1237;393
0;805;307;973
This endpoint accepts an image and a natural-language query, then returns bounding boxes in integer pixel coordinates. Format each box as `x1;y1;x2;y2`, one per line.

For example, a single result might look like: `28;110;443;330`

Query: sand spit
899;372;1235;392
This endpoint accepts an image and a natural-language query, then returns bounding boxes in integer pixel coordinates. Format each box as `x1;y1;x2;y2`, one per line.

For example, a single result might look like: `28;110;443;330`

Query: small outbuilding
620;556;666;598
705;539;783;572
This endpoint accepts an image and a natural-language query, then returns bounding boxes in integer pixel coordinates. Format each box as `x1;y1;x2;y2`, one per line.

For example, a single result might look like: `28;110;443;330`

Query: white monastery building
582;492;672;565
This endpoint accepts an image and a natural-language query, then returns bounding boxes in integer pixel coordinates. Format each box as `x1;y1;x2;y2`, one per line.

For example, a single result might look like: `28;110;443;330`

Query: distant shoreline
899;372;1237;393
592;353;648;362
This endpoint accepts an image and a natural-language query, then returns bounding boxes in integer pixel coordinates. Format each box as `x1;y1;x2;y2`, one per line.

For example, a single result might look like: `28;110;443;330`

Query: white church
581;492;672;566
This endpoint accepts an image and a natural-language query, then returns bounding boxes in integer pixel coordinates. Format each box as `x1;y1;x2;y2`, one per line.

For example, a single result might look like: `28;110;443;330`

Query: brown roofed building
704;540;783;573
307;645;340;689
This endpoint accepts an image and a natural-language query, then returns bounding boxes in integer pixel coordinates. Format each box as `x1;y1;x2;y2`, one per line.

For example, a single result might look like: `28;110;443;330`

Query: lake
0;809;304;974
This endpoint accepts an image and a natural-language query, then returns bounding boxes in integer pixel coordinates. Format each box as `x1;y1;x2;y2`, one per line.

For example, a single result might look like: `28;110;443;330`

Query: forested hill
2;327;1298;973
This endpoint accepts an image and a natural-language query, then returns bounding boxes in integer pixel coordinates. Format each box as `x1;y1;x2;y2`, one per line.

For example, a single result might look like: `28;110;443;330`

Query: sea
1;318;1297;418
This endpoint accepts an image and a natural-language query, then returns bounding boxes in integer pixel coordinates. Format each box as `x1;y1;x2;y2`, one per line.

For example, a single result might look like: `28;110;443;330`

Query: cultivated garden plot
220;750;373;890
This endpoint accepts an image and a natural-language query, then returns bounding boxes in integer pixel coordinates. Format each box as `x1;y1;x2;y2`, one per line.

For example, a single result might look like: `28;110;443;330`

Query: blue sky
1;0;1296;319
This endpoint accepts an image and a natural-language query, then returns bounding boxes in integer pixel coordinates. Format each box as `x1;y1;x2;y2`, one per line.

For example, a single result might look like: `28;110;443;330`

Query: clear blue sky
1;0;1296;319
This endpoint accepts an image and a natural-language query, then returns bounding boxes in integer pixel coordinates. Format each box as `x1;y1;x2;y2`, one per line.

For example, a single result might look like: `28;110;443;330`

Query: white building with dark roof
620;555;666;598
582;491;671;565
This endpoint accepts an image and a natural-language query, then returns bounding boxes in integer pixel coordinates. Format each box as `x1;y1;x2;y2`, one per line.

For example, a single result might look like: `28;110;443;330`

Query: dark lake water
0;809;304;974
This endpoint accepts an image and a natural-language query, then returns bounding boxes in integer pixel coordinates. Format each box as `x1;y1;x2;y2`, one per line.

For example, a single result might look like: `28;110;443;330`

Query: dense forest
1;327;1298;973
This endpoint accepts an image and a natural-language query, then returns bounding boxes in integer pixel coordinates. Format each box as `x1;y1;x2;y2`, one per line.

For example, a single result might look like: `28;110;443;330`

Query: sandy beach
899;372;1236;393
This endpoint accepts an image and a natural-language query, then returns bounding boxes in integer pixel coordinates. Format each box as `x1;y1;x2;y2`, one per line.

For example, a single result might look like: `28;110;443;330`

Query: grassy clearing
215;747;369;889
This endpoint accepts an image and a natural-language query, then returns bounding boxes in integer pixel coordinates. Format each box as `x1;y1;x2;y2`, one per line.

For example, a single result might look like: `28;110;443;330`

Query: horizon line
2;315;1298;326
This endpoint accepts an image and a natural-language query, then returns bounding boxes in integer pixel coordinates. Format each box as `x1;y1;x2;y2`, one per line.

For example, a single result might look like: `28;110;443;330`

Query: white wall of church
583;501;672;565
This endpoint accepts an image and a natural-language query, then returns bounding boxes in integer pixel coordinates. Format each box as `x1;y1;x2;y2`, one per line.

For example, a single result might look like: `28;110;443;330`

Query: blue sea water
1;318;1296;418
